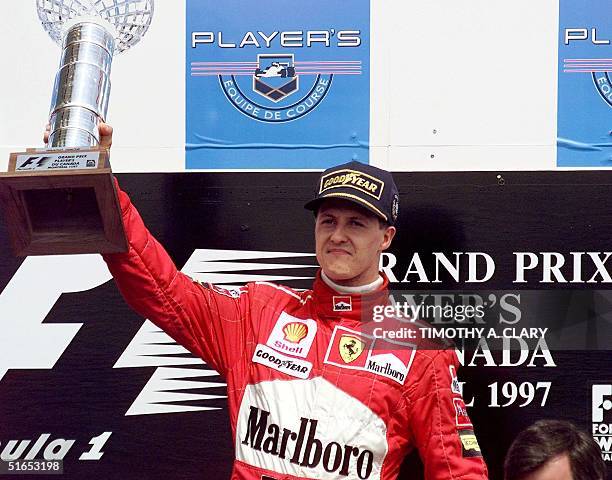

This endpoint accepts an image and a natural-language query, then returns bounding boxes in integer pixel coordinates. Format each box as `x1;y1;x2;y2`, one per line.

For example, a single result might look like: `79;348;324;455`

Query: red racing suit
103;184;489;480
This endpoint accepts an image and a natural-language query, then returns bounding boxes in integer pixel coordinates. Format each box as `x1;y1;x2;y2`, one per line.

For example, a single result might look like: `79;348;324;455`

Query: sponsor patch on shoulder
453;397;473;428
458;429;482;458
252;344;312;379
449;365;462;395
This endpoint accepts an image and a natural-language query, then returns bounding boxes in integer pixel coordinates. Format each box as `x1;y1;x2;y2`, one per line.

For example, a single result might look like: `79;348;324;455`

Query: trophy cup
0;0;154;256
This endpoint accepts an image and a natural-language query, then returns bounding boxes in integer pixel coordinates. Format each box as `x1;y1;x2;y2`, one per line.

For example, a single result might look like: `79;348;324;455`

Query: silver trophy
0;0;154;256
38;0;154;147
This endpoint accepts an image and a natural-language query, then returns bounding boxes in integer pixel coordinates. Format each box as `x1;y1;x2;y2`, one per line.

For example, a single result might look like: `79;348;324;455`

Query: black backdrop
1;171;611;479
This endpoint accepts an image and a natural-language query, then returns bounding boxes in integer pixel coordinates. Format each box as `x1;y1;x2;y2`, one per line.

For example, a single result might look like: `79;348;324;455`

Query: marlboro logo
241;406;375;479
333;296;352;312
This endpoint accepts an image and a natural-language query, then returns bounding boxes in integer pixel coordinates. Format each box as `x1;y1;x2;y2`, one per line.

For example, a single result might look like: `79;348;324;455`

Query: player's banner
185;0;370;169
557;0;612;167
0;171;611;479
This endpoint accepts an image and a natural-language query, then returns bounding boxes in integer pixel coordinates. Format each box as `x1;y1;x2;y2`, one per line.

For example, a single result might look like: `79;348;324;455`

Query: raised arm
64;124;252;376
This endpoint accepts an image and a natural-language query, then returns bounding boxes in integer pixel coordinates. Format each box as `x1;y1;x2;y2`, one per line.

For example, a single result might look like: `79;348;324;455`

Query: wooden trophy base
0;147;127;256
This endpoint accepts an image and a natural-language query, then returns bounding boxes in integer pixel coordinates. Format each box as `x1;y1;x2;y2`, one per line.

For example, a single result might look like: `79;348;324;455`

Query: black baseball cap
304;161;400;225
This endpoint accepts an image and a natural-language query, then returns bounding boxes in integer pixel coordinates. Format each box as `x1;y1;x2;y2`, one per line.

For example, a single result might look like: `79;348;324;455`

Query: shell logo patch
266;312;317;359
282;322;308;343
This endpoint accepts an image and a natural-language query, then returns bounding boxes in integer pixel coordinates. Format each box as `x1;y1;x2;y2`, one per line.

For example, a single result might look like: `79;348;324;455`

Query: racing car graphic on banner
253;54;298;102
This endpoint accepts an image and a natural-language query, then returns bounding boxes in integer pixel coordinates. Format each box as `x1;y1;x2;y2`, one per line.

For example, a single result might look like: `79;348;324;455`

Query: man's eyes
319;218;365;227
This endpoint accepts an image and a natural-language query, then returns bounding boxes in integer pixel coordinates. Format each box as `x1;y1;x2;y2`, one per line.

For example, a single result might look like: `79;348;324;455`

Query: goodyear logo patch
319;169;384;200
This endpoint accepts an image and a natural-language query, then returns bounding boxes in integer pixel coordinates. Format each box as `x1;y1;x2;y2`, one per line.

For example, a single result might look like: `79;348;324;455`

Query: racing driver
50;123;489;479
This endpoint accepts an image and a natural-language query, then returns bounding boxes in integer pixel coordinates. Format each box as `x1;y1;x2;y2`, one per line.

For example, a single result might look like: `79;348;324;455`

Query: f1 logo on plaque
186;0;370;169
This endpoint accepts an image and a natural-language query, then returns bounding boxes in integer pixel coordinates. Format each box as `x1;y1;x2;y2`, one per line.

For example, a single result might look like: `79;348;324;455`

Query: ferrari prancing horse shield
339;334;366;363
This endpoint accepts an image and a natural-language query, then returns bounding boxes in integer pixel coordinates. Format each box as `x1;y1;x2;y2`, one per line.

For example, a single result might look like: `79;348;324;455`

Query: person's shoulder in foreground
100;127;488;480
504;419;606;480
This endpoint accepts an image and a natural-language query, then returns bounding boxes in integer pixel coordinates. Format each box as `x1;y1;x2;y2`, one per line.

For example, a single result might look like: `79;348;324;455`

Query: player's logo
253;54;298;102
192;54;361;123
339;334;365;363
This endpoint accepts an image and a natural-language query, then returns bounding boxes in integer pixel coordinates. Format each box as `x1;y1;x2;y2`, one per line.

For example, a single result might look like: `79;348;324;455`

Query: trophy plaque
0;0;154;256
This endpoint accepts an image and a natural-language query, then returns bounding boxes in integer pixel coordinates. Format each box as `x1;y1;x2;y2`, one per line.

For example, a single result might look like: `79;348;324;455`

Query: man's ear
381;226;396;251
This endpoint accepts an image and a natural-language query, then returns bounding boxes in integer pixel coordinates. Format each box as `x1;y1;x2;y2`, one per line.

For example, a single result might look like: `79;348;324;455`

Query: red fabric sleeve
102;179;250;376
407;349;489;480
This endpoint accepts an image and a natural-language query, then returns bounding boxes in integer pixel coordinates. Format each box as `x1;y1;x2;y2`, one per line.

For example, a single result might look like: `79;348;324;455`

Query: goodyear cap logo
304;161;400;225
319;169;384;200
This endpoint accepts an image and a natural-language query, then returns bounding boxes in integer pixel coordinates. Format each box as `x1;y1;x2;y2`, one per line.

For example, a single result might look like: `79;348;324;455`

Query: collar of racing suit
320;271;384;294
311;270;390;322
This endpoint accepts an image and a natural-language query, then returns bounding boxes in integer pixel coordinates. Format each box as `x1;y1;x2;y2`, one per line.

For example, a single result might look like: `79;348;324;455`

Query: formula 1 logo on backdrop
190;30;362;123
0;249;318;416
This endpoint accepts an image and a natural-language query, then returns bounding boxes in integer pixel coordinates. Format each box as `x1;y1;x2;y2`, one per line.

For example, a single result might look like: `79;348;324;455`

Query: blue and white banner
557;0;612;167
186;0;370;169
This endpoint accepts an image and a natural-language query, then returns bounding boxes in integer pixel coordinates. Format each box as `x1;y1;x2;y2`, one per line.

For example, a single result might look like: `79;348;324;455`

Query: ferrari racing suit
103;183;489;480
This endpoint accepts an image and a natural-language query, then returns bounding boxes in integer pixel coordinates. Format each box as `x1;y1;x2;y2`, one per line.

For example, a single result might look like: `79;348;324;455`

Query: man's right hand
43;123;114;149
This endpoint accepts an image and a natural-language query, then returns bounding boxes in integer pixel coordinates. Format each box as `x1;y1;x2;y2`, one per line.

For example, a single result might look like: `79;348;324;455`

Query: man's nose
329;224;348;243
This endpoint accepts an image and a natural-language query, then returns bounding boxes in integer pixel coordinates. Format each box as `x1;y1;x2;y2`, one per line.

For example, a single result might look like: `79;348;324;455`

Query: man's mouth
327;248;351;256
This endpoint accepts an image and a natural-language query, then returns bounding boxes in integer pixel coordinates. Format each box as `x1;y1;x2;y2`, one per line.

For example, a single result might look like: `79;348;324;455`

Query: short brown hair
504;420;606;480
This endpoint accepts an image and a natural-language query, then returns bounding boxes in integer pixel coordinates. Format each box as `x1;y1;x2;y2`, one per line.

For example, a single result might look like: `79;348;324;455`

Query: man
504;420;606;480
55;124;488;479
